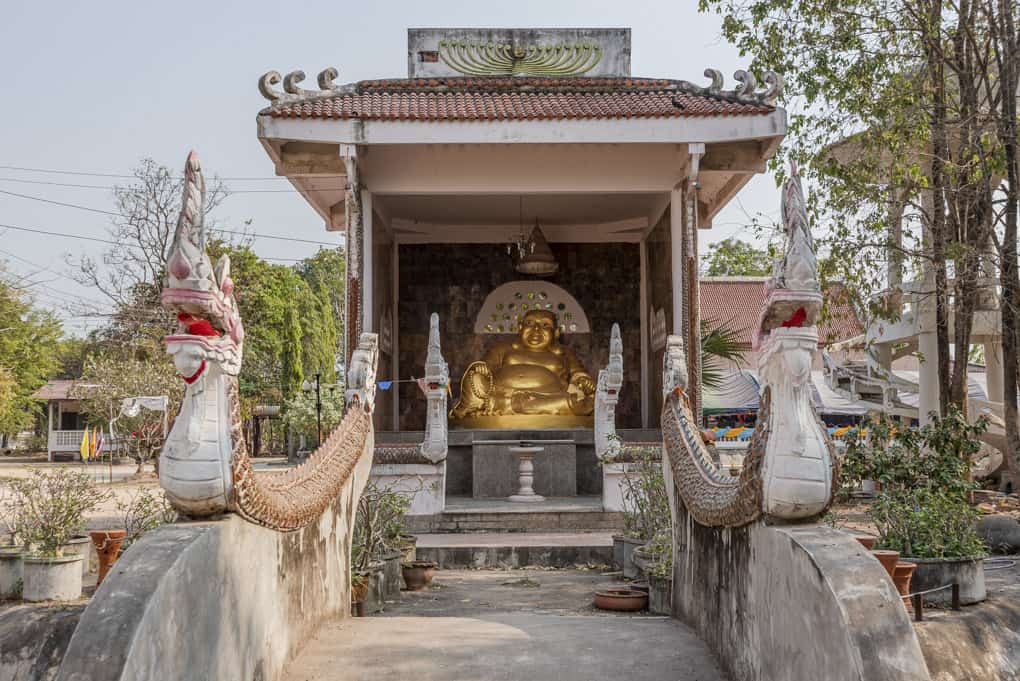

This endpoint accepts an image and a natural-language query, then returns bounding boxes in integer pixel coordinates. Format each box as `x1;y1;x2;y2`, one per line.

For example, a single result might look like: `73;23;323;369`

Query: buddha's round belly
494;365;562;391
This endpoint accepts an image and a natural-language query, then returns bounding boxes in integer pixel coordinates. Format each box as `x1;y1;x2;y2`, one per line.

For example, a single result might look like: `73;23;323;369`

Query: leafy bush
118;488;177;547
842;407;986;558
620;447;670;542
7;470;112;557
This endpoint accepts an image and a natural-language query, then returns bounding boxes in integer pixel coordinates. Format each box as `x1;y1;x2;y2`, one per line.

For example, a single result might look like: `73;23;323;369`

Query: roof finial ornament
761;72;785;104
258;71;285;102
733;70;758;100
259;67;349;103
317;67;340;91
283;71;315;97
703;68;724;93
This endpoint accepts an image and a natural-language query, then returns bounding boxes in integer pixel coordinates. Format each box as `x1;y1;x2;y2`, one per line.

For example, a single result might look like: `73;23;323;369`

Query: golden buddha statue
450;309;596;427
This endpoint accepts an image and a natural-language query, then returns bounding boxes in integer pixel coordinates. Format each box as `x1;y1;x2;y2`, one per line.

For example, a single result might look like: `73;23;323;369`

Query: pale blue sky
0;1;781;336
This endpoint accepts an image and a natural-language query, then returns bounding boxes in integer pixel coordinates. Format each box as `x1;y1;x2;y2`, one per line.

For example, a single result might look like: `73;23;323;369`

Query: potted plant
0;488;23;599
352;480;415;609
8;470;111;601
643;530;673;615
617;445;669;579
350;570;368;617
843;408;989;605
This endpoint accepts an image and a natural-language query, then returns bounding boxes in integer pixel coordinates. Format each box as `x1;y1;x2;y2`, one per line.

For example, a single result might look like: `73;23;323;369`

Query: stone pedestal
472;438;577;498
507;446;544;502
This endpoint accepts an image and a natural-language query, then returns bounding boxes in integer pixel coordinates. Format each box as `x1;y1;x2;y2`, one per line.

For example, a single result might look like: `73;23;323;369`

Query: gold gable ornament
438;41;603;77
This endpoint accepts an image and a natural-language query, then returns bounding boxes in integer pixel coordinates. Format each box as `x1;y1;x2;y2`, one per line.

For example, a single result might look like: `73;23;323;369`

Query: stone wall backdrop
647;207;673;424
398;242;641;431
372;224;394;431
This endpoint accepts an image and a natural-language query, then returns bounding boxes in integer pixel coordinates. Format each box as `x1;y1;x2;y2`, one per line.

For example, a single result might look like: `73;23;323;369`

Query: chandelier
507;198;559;276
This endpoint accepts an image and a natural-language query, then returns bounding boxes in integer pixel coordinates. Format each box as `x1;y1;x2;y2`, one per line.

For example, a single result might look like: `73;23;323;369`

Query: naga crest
162;152;244;378
753;164;823;352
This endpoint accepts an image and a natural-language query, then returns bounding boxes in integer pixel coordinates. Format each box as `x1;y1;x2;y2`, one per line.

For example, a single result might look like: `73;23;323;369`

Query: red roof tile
700;277;863;348
264;77;774;122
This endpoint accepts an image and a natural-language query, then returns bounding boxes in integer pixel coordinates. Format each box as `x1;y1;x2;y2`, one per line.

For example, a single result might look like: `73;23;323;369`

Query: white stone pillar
362;189;374;333
985;340;1004;404
340;145;362;375
918;332;940;425
669;185;684;337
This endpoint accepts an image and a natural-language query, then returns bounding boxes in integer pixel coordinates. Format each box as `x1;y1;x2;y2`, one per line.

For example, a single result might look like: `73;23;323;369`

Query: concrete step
404;496;625;534
415;532;615;568
405;510;624;534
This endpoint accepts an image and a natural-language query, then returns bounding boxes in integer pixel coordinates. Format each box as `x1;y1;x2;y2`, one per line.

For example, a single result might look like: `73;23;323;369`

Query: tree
0;275;62;437
699;0;1016;423
72;350;183;470
702;238;774;277
280;304;304;402
74;159;227;310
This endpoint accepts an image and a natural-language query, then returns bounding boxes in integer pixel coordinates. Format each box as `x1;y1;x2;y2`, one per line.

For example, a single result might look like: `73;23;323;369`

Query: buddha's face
519;311;558;351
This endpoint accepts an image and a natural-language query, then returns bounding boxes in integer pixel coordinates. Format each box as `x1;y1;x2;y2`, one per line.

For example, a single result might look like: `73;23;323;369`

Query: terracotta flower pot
854;536;876;550
871;549;900;578
351;599;366;617
401;560;437;591
894;561;917;612
594;588;648;612
89;530;127;587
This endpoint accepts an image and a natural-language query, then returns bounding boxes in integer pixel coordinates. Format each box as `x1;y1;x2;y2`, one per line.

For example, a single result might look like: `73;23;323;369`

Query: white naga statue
159;151;379;531
661;165;836;526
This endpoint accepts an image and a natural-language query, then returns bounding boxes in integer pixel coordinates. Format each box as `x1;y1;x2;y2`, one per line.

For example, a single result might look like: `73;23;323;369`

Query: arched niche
473;281;590;335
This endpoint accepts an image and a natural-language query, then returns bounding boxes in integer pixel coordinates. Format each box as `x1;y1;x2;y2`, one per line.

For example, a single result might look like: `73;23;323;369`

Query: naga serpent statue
159;151;378;531
662;165;838;527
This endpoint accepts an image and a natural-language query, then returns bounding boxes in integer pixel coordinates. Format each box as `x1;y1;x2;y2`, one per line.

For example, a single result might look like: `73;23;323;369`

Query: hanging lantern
515;222;558;276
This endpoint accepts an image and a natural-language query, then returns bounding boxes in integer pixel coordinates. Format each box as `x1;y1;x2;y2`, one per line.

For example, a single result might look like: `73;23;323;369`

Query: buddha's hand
570;373;595;395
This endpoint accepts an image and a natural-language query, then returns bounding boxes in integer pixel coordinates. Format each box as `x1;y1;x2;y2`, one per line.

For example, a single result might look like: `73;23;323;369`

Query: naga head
162;151;244;379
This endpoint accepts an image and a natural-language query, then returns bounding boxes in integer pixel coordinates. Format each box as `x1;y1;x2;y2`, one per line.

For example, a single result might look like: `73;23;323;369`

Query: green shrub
871;489;985;559
842;406;987;559
620;448;670;542
352;479;414;572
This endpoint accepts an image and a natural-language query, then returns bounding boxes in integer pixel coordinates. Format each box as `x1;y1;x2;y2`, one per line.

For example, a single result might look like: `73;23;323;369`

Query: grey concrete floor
283;569;726;681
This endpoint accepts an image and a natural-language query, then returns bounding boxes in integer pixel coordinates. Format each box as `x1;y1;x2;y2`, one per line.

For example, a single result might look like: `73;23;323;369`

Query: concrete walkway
283;569;726;681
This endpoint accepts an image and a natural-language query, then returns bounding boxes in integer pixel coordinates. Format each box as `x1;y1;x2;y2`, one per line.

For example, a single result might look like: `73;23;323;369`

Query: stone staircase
406;496;623;568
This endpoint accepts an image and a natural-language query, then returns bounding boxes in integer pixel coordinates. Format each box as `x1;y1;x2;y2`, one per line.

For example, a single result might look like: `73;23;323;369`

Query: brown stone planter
871;549;900;578
401;560;437;591
89;529;126;587
854;535;876;550
594;587;648;612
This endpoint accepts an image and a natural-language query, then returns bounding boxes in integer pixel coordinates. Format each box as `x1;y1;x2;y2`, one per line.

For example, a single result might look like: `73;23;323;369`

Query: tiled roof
31;379;75;401
264;77;774;122
700;277;863;348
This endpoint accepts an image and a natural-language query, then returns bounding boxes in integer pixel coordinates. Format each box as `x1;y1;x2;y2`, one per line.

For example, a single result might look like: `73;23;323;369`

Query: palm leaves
700;319;746;389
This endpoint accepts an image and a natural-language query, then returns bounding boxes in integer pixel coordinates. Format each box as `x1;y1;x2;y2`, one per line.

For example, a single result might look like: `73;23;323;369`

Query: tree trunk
926;5;953;416
995;0;1020;490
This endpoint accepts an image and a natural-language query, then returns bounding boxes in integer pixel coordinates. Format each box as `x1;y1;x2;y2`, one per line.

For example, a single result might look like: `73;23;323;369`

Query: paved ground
283;569;726;681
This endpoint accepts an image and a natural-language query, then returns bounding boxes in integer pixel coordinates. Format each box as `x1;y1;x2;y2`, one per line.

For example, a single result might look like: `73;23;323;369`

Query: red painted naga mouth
162;287;242;345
